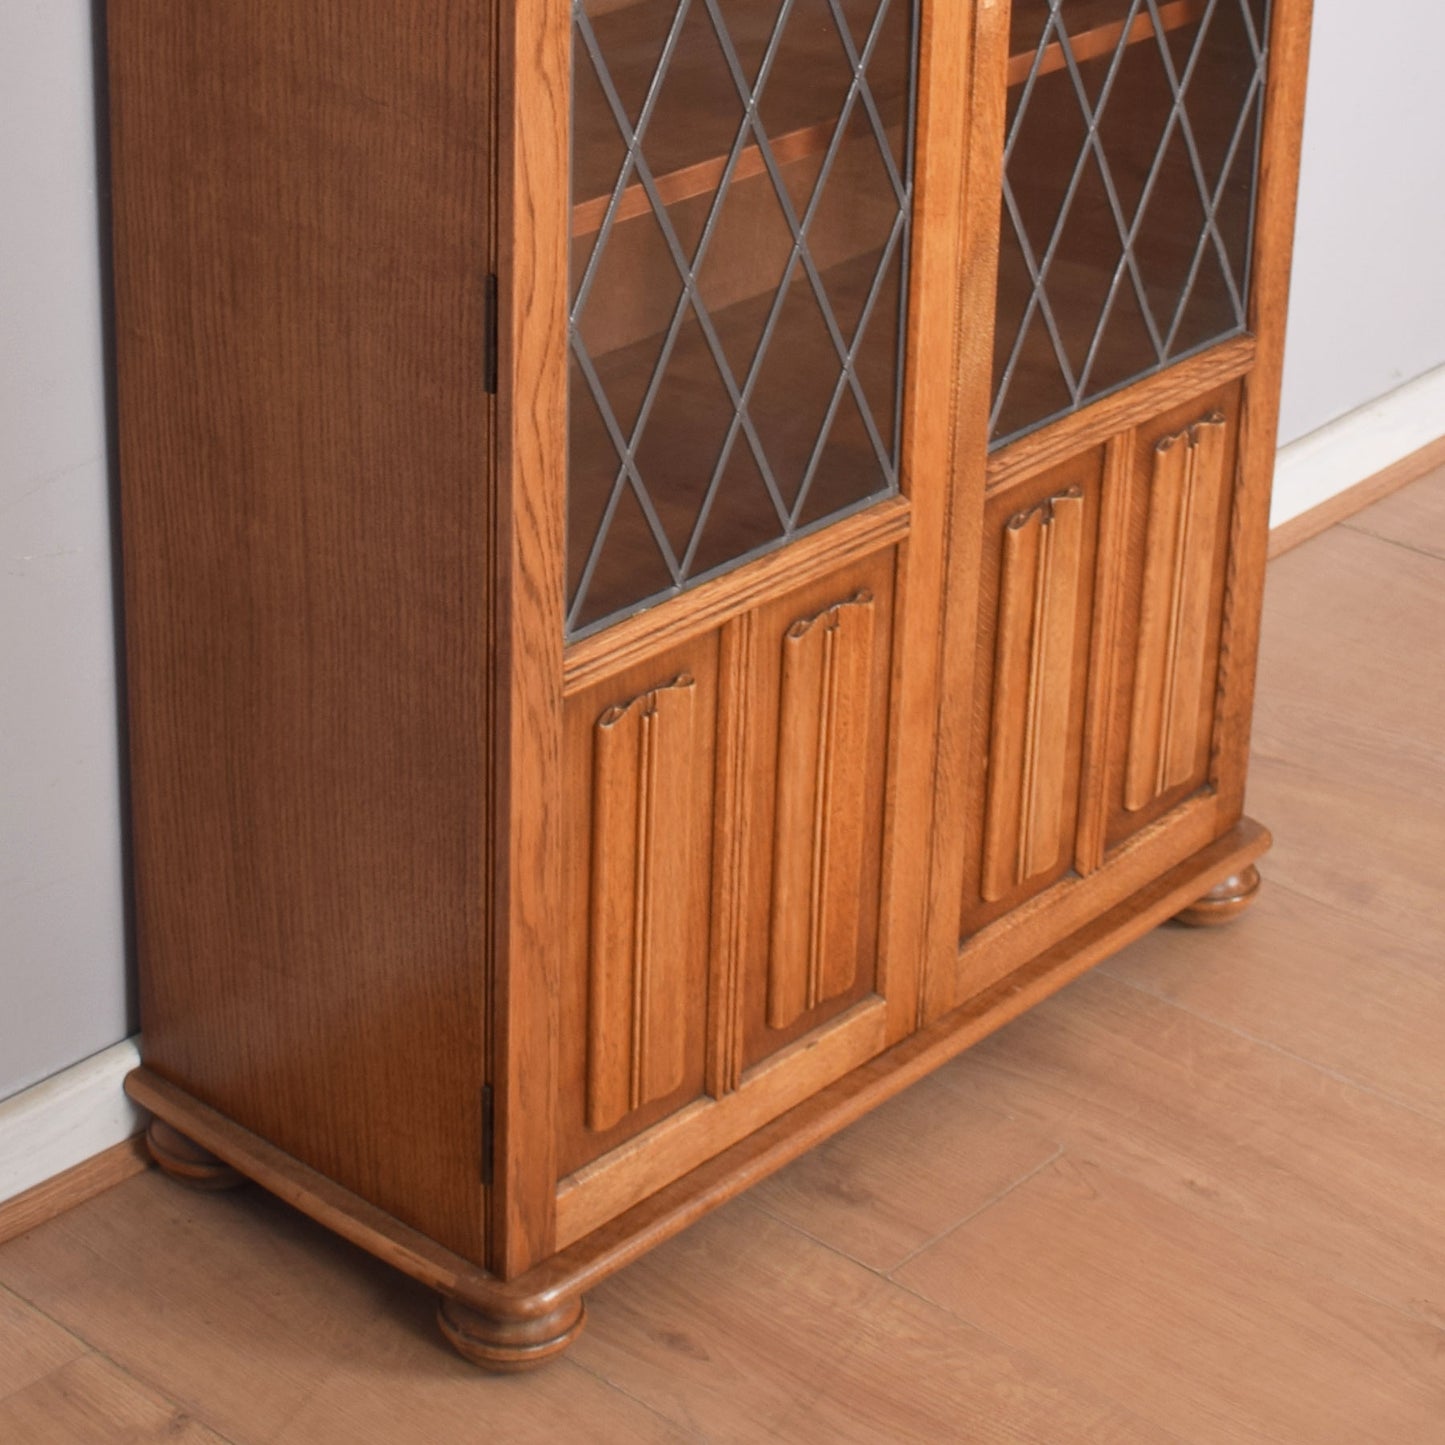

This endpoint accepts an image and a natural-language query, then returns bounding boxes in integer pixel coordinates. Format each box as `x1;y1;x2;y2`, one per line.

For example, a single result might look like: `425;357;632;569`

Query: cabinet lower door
554;550;899;1247
552;0;923;1243
937;379;1243;1012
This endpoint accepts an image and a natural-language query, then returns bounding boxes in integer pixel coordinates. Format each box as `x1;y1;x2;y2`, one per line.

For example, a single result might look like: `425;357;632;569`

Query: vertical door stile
913;0;1014;1025
494;0;572;1279
708;612;756;1099
1076;428;1135;875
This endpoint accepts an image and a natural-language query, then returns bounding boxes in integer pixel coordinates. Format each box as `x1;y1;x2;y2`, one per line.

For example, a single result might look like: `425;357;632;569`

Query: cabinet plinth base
120;813;1270;1372
146;1118;245;1191
1174;864;1262;927
437;1296;586;1373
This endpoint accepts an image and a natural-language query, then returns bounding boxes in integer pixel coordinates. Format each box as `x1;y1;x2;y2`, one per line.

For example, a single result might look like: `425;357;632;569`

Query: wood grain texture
1210;0;1314;827
556;1000;888;1251
768;593;877;1029
732;558;896;1075
1073;430;1133;875
0;1172;686;1444
954;453;1102;953
13;479;1431;1435
895;1153;1445;1443
986;336;1255;492
750;1072;1058;1274
110;818;1266;1334
961;965;1445;1336
0;1352;232;1444
110;0;495;1263
0;1139;148;1250
493;0;573;1279
572;1202;1174;1444
1125;412;1228;810
707;611;758;1098
560;643;717;1177
982;490;1085;900
915;0;1013;1027
1245;524;1445;943
1100;385;1242;853
956;792;1223;1009
588;677;699;1131
0;1284;88;1399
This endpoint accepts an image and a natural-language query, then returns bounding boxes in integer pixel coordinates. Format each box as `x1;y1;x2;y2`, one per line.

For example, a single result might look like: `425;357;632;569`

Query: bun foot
1175;865;1262;927
437;1295;586;1373
145;1118;245;1191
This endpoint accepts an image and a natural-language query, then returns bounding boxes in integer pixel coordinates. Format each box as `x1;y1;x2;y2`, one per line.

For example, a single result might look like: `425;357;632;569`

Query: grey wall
1;3;1442;1102
1;1;130;1101
1278;0;1445;443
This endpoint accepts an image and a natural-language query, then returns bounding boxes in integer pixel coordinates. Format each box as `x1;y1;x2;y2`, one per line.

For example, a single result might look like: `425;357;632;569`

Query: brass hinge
480;1083;495;1187
483;273;499;396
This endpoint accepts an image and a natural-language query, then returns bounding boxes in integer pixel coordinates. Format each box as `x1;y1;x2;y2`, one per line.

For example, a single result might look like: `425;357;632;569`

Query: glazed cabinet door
489;0;975;1266
923;0;1278;1018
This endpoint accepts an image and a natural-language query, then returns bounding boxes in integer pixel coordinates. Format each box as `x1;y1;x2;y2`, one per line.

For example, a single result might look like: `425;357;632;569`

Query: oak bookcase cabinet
112;0;1312;1368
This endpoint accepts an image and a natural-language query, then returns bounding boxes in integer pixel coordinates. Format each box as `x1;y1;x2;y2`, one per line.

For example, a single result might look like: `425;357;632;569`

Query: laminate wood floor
4;470;1444;1443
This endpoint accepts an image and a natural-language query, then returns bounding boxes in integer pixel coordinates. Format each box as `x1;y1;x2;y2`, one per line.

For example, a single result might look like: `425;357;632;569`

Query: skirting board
0;1038;143;1208
1270;362;1445;535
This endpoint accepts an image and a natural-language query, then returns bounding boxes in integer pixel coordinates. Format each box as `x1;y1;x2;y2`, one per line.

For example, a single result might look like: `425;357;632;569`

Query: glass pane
992;0;1271;446
568;0;919;638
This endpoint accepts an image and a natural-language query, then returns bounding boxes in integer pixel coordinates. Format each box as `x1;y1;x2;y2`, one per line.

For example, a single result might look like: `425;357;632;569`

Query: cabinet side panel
110;2;495;1261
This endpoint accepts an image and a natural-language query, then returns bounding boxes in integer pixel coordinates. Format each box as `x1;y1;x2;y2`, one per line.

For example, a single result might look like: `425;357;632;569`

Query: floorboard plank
748;1071;1060;1272
0;1174;687;1445
894;1155;1445;1445
1342;464;1445;561
1103;882;1445;1127
930;970;1445;1329
0;1285;88;1404
572;1199;1182;1444
0;1353;234;1445
1253;523;1445;801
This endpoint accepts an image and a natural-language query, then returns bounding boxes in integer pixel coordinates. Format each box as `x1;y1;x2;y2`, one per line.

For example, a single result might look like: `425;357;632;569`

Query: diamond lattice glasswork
992;0;1271;447
568;0;919;637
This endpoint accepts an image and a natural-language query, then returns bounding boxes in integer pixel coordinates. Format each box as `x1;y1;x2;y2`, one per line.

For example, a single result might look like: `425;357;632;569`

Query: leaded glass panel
992;0;1271;447
568;0;920;638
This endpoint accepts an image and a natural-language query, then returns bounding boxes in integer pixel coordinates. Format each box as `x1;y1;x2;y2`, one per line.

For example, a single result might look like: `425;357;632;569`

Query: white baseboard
0;1038;143;1205
1272;363;1445;530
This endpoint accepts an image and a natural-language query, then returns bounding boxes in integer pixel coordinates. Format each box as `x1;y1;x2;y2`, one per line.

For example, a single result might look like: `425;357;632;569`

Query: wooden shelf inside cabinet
573;0;908;239
572;0;1208;242
1007;0;1209;87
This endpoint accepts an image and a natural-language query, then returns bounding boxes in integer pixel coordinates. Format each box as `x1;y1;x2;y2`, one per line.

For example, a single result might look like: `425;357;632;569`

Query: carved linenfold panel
982;490;1085;904
1126;412;1227;812
767;591;877;1031
587;675;697;1133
